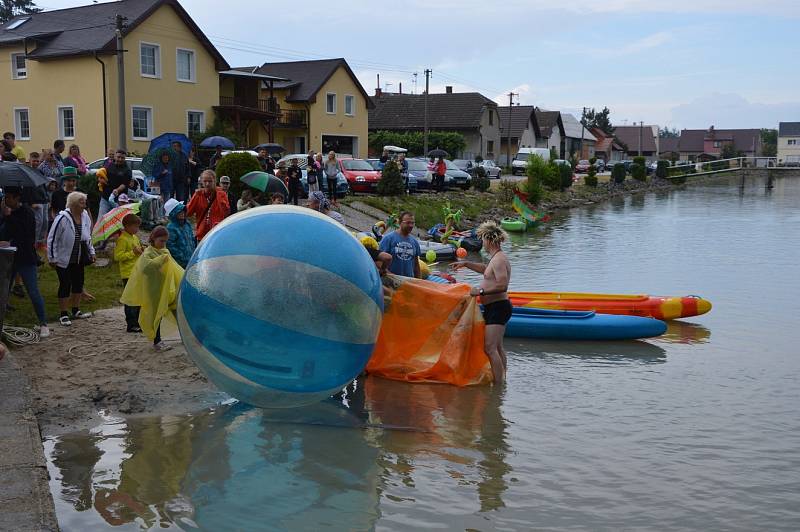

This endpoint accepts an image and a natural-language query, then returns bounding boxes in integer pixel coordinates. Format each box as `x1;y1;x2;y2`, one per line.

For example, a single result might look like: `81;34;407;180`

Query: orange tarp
367;275;492;386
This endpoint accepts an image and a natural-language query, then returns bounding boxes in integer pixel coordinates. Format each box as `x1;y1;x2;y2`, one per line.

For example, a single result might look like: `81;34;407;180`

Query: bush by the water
527;154;558;193
656;160;668;179
497;179;517;203
631;156;647;182
585;162;598;187
557;161;574;191
377;160;405;196
215;152;262;197
472;165;490;192
612;163;626;184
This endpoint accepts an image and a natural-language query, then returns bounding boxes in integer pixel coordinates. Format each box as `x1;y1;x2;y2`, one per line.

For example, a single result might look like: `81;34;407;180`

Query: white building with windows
777;122;800;165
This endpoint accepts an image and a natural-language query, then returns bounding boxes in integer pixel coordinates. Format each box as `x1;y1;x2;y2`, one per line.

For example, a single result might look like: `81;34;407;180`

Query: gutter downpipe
94;53;109;155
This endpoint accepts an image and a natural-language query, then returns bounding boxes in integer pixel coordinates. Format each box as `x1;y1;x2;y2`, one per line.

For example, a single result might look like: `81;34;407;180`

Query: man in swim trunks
450;221;511;384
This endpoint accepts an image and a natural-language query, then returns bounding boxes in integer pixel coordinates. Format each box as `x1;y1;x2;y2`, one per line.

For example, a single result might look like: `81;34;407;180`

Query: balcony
275;109;307;128
215;96;279;120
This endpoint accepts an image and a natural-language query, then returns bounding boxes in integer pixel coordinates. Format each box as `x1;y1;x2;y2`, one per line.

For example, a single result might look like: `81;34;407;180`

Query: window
140;42;161;78
489;110;494;126
58;106;75;139
789;139;798;146
13;108;30;140
11;53;26;79
326;92;336;114
176;48;195;82
344;95;354;116
131;106;153;140
6;17;30;30
713;141;720;148
187;110;205;135
487;140;494;154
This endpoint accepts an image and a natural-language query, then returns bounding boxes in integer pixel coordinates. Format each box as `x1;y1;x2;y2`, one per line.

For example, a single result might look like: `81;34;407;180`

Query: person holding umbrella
0;187;49;337
155;150;173;201
170;141;190;202
187;170;229;241
286;158;302;205
100;150;131;223
434;156;447;192
47;191;95;326
209;145;224;170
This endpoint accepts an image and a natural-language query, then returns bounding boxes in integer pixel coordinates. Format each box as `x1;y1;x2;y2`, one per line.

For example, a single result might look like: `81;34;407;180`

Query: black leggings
288;179;300;205
327;178;338;199
56;263;85;298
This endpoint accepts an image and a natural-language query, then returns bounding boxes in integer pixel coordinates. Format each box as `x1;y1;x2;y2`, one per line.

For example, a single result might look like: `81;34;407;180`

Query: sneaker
11;285;25;298
72;310;93;319
59;315;72;327
39;325;50;338
153;341;172;352
126;326;142;333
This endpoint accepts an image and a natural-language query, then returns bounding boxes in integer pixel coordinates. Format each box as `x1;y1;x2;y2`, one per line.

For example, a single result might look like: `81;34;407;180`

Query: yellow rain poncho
367;275;492;386
120;246;184;341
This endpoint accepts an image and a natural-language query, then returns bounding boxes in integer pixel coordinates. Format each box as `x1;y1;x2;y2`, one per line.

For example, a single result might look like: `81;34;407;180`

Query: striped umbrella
92;203;140;244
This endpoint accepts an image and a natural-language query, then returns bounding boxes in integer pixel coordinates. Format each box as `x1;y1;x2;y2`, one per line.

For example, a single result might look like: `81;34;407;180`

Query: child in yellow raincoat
120;226;184;352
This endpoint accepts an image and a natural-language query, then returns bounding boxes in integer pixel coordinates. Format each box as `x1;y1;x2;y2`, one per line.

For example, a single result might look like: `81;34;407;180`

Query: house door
295;136;306;153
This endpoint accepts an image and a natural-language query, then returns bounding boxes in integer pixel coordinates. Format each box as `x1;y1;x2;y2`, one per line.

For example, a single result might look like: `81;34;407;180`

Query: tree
761;128;777;157
720;143;742;160
0;0;40;23
659;127;679;138
580;107;614;135
376;160;404;196
215;152;261;198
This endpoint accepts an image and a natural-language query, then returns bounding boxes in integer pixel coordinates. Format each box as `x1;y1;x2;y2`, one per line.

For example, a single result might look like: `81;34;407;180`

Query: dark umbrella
148;132;192;155
253;143;285;154
200;136;235;149
240;171;289;197
0;162;49;188
140;147;172;178
427;148;449;158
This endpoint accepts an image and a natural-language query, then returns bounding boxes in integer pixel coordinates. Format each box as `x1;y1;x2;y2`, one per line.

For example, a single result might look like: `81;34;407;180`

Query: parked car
417;158;453;190
647;161;658;175
445;159;471;189
452;159;478;177
366;158;382;171
87;157;149;192
575;160;591;173
299;169;349;198
594;159;606;172
479;159;503;178
553;159;571;168
512;147;550;175
277;153;310;169
336;158;381;194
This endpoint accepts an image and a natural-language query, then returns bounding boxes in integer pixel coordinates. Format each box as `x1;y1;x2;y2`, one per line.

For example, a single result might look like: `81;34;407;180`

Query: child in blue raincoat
164;198;196;268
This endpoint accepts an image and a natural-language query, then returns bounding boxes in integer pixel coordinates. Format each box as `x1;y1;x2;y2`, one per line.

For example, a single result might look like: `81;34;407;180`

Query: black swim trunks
482;299;513;325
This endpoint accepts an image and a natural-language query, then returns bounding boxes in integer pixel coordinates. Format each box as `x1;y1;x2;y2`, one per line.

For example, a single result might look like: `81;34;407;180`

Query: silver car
479;159;502;179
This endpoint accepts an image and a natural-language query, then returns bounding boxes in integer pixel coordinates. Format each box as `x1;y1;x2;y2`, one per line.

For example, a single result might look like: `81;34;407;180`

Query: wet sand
11;306;223;436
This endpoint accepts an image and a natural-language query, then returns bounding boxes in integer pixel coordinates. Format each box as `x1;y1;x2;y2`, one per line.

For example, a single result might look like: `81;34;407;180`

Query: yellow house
0;0;228;161
225;59;372;158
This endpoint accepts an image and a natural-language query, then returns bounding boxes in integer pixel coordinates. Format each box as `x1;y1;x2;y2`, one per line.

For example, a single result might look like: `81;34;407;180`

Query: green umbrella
240;171;289;196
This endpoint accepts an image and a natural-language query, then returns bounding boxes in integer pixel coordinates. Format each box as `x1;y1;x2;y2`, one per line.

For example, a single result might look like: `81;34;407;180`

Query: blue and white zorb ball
177;206;383;408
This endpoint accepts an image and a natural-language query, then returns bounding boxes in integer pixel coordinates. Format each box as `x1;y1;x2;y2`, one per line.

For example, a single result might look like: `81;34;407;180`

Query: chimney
375;88;382;97
445;86;453;94
399;82;403;94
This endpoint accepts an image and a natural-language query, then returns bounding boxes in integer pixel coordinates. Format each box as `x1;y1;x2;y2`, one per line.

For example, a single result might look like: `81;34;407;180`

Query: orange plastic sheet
367;275;492;386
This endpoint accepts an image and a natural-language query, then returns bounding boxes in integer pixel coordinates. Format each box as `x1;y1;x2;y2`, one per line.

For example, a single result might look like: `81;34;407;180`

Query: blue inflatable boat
504;307;667;341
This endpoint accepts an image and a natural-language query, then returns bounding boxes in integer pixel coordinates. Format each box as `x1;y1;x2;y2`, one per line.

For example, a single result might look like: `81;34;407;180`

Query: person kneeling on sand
120;226;184;352
450;221;511;385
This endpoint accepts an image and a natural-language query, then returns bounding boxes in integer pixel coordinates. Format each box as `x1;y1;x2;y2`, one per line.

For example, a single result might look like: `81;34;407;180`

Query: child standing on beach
120;226;184;351
113;213;143;333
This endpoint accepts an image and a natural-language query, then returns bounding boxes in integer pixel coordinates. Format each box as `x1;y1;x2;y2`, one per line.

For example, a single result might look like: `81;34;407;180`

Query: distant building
368;86;500;160
534;109;565;157
497;105;541;166
591;128;625;162
677;126;761;161
777;122;800;165
658;137;680;160
561;113;596;160
613;125;659;160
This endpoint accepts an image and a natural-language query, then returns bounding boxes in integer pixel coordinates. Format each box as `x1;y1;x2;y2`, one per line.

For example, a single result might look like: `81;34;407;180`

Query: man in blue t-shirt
379;211;421;278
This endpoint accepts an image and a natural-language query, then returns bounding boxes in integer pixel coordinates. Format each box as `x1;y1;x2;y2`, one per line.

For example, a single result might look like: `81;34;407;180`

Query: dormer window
11;53;26;79
6;17;30;30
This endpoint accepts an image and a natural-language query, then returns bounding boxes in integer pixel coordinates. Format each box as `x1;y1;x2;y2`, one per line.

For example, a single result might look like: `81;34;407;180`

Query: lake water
45;175;800;531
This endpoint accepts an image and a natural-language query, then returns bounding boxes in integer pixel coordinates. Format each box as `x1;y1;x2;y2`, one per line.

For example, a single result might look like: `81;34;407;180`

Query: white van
512;147;550;175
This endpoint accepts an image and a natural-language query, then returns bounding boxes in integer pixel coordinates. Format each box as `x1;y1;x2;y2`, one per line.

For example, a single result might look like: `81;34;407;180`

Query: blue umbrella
148;132;192;155
200;136;235;149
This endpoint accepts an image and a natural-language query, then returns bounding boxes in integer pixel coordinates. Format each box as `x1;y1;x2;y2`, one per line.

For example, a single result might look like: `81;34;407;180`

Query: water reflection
657;321;711;344
504;338;667;364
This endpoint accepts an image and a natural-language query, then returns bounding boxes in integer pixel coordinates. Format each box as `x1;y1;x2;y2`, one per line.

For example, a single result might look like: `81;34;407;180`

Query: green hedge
377;160;404;196
215;152;262;198
612;163;626;184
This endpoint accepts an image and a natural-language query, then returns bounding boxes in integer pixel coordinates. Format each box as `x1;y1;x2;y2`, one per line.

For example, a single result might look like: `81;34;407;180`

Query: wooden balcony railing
275;109;307;128
218;96;279;114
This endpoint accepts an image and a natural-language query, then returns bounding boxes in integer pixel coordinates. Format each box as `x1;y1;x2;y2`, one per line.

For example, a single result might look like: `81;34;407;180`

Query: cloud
670;93;800;129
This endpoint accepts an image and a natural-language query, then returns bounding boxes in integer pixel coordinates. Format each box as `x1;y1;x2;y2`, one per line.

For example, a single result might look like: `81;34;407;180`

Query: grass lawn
5;261;123;328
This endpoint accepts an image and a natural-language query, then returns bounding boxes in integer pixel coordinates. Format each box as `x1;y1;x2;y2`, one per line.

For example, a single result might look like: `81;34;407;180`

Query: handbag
307;169;317;185
80;241;93;266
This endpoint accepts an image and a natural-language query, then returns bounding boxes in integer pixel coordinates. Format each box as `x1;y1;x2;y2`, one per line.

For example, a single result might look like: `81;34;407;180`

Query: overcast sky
35;0;800;130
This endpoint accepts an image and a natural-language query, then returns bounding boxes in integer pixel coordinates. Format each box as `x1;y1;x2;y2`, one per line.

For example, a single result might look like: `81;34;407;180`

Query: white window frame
131;105;154;141
13;107;30;140
789;139;797;146
139;41;161;79
344;94;355;116
326;92;336;114
186;109;205;135
10;52;26;79
176;47;196;83
57;105;76;140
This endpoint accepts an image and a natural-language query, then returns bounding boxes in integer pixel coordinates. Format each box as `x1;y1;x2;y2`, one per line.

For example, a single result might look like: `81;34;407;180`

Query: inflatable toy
504;307;667;340
177;206;384;408
456;247;468;258
500;217;526;232
425;249;437;263
419;239;456;260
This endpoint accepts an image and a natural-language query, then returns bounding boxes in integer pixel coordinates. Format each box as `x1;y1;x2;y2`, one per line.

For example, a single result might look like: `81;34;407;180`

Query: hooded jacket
46;209;95;268
166;204;196;268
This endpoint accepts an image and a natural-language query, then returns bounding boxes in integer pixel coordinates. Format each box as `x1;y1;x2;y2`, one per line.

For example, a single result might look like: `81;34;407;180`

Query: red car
338;158;381;194
575;159;592;173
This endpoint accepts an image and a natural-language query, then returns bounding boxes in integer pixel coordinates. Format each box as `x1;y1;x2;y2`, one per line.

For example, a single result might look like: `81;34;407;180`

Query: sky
34;0;800;130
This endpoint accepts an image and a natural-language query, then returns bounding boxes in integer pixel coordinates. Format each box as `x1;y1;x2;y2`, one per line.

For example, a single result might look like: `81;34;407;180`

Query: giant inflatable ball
177;206;384;408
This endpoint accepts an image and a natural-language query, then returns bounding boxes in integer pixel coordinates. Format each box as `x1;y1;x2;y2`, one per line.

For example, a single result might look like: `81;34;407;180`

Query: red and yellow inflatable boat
508;292;712;320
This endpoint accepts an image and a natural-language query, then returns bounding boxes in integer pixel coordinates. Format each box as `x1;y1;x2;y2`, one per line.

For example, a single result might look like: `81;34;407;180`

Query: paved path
0;353;59;531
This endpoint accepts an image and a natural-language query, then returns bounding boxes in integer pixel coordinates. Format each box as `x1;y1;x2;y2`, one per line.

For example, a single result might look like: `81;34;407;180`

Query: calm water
46;175;800;531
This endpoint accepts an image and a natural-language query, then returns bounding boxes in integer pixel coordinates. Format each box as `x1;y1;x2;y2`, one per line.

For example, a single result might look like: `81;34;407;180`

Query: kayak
427;224;482;251
508;291;712;320
500;218;526;232
504;307;667;340
418;239;456;260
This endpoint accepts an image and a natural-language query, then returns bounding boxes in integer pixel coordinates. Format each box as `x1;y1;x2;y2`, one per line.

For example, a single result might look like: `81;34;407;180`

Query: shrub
633;156;646;167
631;156;647;181
472;165;490;192
497;179;516;203
612;163;626;184
519;176;544;205
589;157;597;165
77;173;100;220
656;160;668;179
377;160;404;196
214;152;262;198
585;163;598;187
559;162;574;190
528;154;558;191
549;147;558;161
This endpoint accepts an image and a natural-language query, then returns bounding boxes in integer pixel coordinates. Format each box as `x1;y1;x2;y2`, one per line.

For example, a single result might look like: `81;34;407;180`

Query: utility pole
580;106;586;159
423;68;431;155
115;14;127;151
638;120;643;156
506;92;518;167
